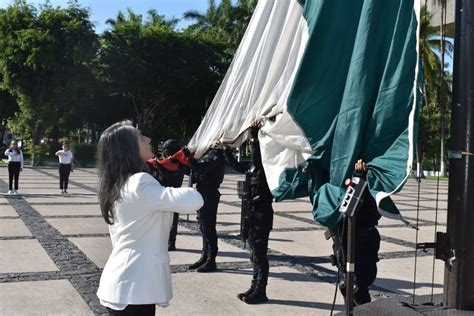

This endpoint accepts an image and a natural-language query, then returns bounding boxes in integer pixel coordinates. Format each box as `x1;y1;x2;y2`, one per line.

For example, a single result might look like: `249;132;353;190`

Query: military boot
196;255;217;272
188;253;208;270
339;281;371;306
354;286;371;306
339;280;347;299
237;280;257;301
243;285;268;304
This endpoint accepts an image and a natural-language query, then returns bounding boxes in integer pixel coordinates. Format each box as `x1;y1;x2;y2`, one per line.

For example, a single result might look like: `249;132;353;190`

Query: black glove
250;126;259;140
354;168;367;179
182;146;191;158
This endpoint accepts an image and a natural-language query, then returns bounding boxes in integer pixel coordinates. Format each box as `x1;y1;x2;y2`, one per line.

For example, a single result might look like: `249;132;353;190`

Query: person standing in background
55;141;74;194
4;140;23;195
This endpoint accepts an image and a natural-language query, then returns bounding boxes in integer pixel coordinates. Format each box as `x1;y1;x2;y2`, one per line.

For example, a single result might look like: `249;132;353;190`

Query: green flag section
273;0;420;228
188;0;420;228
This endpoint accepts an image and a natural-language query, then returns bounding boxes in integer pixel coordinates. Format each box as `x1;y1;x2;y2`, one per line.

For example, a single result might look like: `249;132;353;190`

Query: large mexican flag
188;0;421;228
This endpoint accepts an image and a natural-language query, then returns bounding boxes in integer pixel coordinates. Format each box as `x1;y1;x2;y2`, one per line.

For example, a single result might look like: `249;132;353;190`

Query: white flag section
188;0;421;228
188;0;313;191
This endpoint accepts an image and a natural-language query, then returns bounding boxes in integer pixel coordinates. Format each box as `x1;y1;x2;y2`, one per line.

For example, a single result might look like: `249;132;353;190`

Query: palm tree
145;9;178;28
420;6;442;102
182;0;220;30
183;0;257;52
418;4;453;174
431;0;450;175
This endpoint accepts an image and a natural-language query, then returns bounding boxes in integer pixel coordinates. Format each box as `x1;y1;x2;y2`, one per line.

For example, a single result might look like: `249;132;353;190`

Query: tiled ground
0;166;449;315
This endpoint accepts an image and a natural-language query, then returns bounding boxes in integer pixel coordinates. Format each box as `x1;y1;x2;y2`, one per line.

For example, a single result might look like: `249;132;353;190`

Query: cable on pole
412;169;422;305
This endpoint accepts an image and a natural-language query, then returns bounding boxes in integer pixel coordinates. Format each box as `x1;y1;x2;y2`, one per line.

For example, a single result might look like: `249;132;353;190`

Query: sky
0;0;214;33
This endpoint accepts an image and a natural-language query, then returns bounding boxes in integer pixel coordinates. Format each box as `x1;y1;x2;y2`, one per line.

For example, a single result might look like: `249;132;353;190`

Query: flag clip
449;150;474;159
449;151;462;159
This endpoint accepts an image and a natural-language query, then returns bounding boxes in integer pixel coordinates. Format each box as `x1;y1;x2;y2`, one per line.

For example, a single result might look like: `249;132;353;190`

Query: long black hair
97;120;146;224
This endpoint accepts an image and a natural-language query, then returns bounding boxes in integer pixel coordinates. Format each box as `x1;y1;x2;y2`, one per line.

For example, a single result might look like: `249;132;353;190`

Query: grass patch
424;175;449;181
409;175;449;181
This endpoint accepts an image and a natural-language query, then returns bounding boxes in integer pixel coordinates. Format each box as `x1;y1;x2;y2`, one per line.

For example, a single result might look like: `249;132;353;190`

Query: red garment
147;149;189;172
169;150;189;166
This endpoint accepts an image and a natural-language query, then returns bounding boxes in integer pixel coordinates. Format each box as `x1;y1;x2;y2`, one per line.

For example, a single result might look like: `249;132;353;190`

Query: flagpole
444;0;474;310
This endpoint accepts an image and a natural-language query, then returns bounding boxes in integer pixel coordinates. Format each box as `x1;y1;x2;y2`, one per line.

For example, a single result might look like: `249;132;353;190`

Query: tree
97;10;224;147
0;1;99;159
422;0;451;175
418;4;453;174
183;0;257;64
419;71;452;172
0;83;18;144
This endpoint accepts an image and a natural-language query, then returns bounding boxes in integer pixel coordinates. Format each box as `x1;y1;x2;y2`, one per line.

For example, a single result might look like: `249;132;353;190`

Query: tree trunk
31;124;40;166
91;123;97;144
0;120;6;145
49;124;59;155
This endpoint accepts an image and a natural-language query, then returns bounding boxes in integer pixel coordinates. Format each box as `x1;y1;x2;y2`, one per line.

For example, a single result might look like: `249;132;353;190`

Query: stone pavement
0;166;447;315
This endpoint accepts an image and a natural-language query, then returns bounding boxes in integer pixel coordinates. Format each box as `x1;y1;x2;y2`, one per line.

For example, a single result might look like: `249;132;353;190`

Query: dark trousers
59;163;71;190
168;212;179;246
106;304;155;315
8;162;21;190
337;221;381;291
353;226;380;290
248;209;273;287
248;225;271;287
197;189;220;257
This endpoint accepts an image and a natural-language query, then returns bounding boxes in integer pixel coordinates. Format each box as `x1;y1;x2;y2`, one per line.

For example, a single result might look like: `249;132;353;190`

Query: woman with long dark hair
4;140;23;195
96;120;203;315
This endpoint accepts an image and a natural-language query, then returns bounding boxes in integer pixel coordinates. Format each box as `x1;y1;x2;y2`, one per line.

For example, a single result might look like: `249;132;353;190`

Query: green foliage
24;142;49;166
0;86;18;122
0;0;257;152
0;1;99;144
97;9;225;145
419;74;452;170
183;0;257;64
0;86;19;144
425;175;448;181
418;5;452;173
70;142;96;166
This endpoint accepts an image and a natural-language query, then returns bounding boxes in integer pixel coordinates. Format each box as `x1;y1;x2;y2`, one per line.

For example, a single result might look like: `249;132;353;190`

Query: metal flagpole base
335;294;471;315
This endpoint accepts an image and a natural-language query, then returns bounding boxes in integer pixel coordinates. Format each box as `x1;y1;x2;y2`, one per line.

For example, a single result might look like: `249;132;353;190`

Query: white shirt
4;148;23;168
97;172;203;308
56;150;73;164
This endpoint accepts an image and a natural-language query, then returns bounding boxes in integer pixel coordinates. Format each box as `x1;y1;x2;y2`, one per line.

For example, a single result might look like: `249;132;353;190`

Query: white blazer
97;172;203;306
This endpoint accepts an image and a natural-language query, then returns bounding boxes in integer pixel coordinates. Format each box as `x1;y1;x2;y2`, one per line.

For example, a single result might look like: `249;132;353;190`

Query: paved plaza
0;166;447;315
